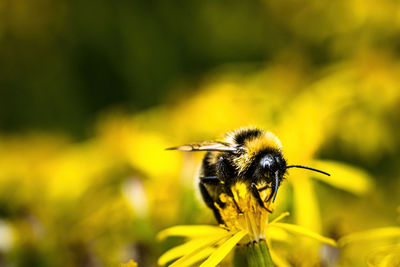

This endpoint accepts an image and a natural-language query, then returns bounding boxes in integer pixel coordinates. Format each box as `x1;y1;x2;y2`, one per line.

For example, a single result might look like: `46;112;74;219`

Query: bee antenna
286;165;330;176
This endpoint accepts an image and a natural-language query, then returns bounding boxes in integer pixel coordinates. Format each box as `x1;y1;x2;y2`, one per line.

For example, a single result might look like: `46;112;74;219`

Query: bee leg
215;157;242;214
257;185;270;192
225;186;243;214
251;183;272;213
200;177;226;208
199;182;225;225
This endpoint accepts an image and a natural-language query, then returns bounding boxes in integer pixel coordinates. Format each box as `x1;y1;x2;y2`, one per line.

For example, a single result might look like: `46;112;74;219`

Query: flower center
216;182;273;243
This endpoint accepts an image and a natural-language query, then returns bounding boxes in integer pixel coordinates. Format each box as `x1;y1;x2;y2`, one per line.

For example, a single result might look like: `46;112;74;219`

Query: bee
167;127;330;224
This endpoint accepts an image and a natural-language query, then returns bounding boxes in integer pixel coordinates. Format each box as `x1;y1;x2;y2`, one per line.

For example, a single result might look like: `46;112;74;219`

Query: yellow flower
158;184;336;267
339;226;400;267
367;245;400;267
120;259;139;267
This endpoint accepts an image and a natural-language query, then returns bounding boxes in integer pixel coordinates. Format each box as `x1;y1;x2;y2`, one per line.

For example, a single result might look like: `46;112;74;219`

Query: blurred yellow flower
0;47;399;266
367;245;400;267
339;226;400;266
120;259;139;267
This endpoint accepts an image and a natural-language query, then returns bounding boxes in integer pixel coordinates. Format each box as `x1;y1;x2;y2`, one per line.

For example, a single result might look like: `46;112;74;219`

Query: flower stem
234;240;273;267
258;240;274;266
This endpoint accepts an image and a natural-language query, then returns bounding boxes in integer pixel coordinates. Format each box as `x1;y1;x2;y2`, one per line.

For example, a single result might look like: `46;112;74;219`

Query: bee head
260;154;287;175
252;151;287;203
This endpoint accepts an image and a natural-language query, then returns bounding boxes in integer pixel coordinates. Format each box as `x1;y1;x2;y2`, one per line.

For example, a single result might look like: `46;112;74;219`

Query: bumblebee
168;127;329;224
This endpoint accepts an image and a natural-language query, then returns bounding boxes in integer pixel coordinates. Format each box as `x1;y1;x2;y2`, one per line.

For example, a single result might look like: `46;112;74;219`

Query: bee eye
260;155;274;169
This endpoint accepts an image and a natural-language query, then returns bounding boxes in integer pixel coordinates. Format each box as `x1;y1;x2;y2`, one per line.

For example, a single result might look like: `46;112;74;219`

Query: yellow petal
200;230;248;267
269;223;337;247
266;236;291;267
265;227;291;242
120;260;138;267
158;234;230;266
311;160;373;195
367;245;400;267
270;212;290;224
169;247;216;267
292;176;321;232
378;254;395;267
269;248;291;267
338;227;400;247
157;225;227;240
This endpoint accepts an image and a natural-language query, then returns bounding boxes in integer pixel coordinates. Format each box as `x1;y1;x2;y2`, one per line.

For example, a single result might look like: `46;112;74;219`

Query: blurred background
1;0;400;266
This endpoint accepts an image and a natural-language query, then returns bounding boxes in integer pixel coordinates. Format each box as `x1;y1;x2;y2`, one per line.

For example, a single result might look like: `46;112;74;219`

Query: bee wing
166;142;238;152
